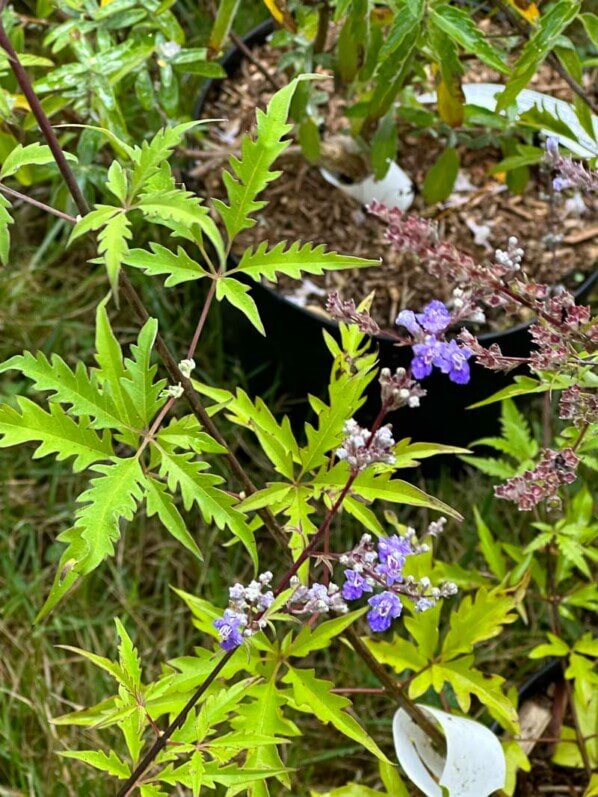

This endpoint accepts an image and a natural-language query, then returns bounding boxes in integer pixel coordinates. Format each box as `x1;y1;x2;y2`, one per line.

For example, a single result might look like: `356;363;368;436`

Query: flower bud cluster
213;571;274;650
495;448;580;511
379;367;427;410
494;237;524;273
559;385;598;427
336;419;395;471
288;578;348;615
545;137;598;194
326;291;381;335
339;533;457;633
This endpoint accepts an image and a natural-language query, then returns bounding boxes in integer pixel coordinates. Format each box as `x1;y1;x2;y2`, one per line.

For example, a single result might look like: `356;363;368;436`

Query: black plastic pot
191;22;598;448
491;659;563;735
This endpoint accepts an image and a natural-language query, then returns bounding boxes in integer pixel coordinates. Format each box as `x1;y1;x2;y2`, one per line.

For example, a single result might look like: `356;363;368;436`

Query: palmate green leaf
59;750;130;779
121;317;166;428
404;602;441;660
286;609;367;658
98;210;132;292
214;78;305;243
234;240;378;283
127;121;201;199
500;398;538;462
0;397;113;472
430;5;509;74
94;302;139;433
468;375;553;408
156;415;227;456
231;680;299;790
529;632;569;659
217;388;300;479
393;440;470;469
106;160;128;203
0;351;123;431
313;463;462;520
163;760;288;790
0;142;77;180
216;276;265;335
136;188;207;229
144;476;203;560
123;243;208;287
364;636;428;674
68;205;121;244
300;372;374;474
38;457;145;619
73;457;145;564
0;192;12;265
425;657;518;732
114;618;143;691
158;449;257;567
474;506;507;580
441;587;518;660
283;667;389;762
460;454;516;479
497;0;581;111
342;495;385;536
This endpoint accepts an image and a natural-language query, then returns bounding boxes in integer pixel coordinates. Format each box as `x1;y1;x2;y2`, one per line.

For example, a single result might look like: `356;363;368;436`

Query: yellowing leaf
261;0;296;32
505;0;540;23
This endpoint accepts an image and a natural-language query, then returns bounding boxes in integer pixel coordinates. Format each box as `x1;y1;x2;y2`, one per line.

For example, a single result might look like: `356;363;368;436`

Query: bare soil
197;36;597;333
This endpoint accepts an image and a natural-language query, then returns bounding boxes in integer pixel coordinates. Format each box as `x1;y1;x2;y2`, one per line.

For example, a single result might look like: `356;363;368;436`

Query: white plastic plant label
393;704;507;797
320;160;415;210
418;83;598;159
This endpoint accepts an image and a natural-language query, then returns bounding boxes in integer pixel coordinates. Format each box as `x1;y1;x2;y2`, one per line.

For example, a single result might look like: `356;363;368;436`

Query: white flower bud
178;358;196;378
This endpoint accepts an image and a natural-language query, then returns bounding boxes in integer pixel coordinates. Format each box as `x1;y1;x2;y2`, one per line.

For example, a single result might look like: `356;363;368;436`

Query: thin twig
0;184;76;223
117;650;235;796
229;31;281;91
344;627;445;749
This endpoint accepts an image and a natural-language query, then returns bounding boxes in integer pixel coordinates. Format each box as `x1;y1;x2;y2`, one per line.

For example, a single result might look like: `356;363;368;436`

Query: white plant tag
418;83;598;159
393;704;506;797
320;160;415;210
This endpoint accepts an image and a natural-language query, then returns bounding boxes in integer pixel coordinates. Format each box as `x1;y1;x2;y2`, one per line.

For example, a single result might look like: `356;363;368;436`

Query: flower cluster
213;571;274;650
339;532;457;633
495;448;580;511
379;367;427;410
326;291;382;335
287;578;348;615
336;419;395;471
545;137;598;194
559;385;598;428
396;299;473;384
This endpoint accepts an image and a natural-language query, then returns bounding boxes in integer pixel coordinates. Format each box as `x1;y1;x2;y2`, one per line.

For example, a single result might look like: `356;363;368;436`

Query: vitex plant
0;23;528;795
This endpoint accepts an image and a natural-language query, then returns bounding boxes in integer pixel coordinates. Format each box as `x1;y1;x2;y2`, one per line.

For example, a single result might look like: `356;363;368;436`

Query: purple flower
412;336;442;379
434;340;472;384
342;569;373;601
416;598;435;612
545;136;559;160
416;300;451;335
367;592;403;632
377;534;413;563
396;309;422;336
214;609;246;651
553;176;573;192
376;534;413;585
